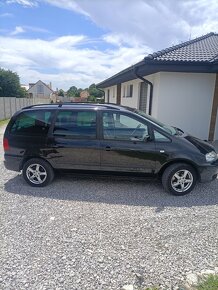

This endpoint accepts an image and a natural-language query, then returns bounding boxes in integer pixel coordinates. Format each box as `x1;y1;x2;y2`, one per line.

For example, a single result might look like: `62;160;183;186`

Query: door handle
105;146;111;151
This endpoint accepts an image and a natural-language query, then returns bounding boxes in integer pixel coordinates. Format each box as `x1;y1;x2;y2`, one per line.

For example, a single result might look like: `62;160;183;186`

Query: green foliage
89;83;104;98
67;86;78;97
0;68;25;98
0;119;9;126
58;89;65;97
87;95;96;102
75;88;82;98
66;83;104;100
197;275;218;290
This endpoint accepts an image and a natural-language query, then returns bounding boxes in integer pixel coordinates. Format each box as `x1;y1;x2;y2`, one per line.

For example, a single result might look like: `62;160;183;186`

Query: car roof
22;102;133;112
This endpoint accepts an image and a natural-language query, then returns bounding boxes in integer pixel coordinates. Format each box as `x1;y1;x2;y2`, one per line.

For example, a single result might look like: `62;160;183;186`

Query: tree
0;68;25;98
88;83;104;99
58;89;65;97
67;86;78;97
75;88;82;98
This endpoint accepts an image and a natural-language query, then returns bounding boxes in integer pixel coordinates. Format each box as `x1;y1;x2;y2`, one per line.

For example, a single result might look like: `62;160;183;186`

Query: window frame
150;126;172;143
99;110;152;142
126;84;133;98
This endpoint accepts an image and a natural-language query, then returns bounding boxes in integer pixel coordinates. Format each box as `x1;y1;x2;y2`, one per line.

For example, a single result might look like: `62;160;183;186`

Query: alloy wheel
26;163;47;185
171;169;193;193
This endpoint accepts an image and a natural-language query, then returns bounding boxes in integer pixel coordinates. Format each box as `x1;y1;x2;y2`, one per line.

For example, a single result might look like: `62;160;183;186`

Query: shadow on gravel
4;172;218;209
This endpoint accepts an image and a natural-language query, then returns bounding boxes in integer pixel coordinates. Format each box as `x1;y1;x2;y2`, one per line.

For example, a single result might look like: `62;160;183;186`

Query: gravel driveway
0;124;218;290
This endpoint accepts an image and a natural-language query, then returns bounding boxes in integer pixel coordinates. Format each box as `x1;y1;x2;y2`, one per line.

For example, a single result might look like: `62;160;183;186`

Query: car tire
23;158;54;187
162;163;197;196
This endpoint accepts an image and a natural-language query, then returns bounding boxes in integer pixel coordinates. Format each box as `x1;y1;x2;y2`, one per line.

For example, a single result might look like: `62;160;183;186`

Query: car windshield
132;109;178;135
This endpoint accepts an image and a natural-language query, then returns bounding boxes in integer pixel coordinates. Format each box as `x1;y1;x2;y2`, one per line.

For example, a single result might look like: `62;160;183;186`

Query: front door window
102;112;149;141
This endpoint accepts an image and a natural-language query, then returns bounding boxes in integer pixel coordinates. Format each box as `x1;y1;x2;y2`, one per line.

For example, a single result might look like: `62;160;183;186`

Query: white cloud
10;26;25;35
40;0;218;49
0;35;149;89
23;25;50;33
3;0;218;90
6;0;38;7
0;12;14;17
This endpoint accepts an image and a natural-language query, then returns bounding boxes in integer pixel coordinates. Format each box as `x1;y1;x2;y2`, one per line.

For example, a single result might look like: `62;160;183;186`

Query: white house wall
104;85;117;104
156;72;216;140
102;72;217;140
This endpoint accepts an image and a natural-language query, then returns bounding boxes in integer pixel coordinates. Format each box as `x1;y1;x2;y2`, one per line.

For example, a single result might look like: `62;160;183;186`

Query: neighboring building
97;32;218;141
27;80;54;99
80;90;89;100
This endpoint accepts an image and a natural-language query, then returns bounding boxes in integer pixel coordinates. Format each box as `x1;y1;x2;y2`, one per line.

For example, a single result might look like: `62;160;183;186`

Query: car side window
10;110;52;136
53;110;96;139
103;112;148;141
154;130;171;142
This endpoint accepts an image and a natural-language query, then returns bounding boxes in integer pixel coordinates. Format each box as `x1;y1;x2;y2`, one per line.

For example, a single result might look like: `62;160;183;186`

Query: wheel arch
158;159;200;180
19;156;53;171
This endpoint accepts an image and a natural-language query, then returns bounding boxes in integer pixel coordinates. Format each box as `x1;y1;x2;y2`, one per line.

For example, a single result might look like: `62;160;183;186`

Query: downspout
133;67;153;115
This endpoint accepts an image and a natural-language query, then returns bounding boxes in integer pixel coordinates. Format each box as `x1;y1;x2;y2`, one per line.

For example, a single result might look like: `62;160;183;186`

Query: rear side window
10;110;52;136
53;110;96;139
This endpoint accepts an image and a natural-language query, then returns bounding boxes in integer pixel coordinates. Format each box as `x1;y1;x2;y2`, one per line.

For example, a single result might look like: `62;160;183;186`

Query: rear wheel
23;158;54;187
162;163;197;195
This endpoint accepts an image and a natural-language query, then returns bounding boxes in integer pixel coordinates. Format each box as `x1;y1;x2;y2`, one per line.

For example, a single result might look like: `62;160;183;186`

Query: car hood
184;135;215;154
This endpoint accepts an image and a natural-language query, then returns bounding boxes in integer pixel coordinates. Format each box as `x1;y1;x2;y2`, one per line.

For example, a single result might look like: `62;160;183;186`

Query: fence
0;97;50;121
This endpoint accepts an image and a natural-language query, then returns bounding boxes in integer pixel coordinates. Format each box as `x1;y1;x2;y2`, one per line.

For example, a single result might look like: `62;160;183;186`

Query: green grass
139;275;218;290
196;275;218;290
0;119;9;127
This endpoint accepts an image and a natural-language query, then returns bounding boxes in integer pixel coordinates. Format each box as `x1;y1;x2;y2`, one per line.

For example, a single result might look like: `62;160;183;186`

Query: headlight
205;151;217;162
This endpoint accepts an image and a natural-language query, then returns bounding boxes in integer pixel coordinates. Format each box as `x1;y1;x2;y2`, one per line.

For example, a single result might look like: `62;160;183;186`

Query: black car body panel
3;103;218;184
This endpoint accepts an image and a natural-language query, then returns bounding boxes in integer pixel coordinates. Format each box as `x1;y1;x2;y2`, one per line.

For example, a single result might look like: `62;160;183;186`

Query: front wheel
162;163;197;196
23;158;54;187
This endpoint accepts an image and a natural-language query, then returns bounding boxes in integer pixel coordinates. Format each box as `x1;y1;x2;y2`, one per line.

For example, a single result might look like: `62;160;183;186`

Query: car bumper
198;160;218;182
4;155;22;172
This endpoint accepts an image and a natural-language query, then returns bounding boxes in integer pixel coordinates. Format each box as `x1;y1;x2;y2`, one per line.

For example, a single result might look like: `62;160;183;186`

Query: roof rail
22;103;59;110
21;102;122;110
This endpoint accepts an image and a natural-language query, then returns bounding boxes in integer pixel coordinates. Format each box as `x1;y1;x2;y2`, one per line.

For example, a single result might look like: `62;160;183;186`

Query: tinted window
11;110;52;136
53;110;96;139
103;112;148;141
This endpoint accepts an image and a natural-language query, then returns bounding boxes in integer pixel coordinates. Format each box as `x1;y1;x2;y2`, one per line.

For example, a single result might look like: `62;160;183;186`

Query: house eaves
97;32;218;89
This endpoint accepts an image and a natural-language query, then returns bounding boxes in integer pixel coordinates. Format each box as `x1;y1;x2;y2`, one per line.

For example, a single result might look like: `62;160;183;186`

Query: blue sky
0;0;218;90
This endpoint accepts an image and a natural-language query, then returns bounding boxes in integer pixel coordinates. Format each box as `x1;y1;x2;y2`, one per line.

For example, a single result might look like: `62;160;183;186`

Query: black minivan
3;103;218;195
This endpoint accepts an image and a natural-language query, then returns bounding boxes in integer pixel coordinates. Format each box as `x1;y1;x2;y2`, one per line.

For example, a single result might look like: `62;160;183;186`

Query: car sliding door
49;110;100;170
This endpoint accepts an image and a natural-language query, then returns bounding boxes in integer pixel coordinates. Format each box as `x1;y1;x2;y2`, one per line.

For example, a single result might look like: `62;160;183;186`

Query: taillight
3;138;9;151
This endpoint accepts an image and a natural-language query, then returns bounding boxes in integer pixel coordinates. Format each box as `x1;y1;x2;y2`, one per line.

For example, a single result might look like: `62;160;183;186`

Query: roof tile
144;32;218;63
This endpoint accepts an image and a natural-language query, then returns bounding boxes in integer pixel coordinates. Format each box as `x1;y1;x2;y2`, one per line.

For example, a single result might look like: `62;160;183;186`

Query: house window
126;84;133;98
37;84;44;94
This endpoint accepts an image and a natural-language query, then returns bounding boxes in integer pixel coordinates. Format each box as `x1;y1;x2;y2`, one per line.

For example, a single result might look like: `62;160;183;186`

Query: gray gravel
0;125;218;290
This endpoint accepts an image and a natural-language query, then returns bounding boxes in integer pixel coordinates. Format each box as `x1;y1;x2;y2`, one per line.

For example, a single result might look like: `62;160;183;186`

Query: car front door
100;111;156;173
48;109;100;170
